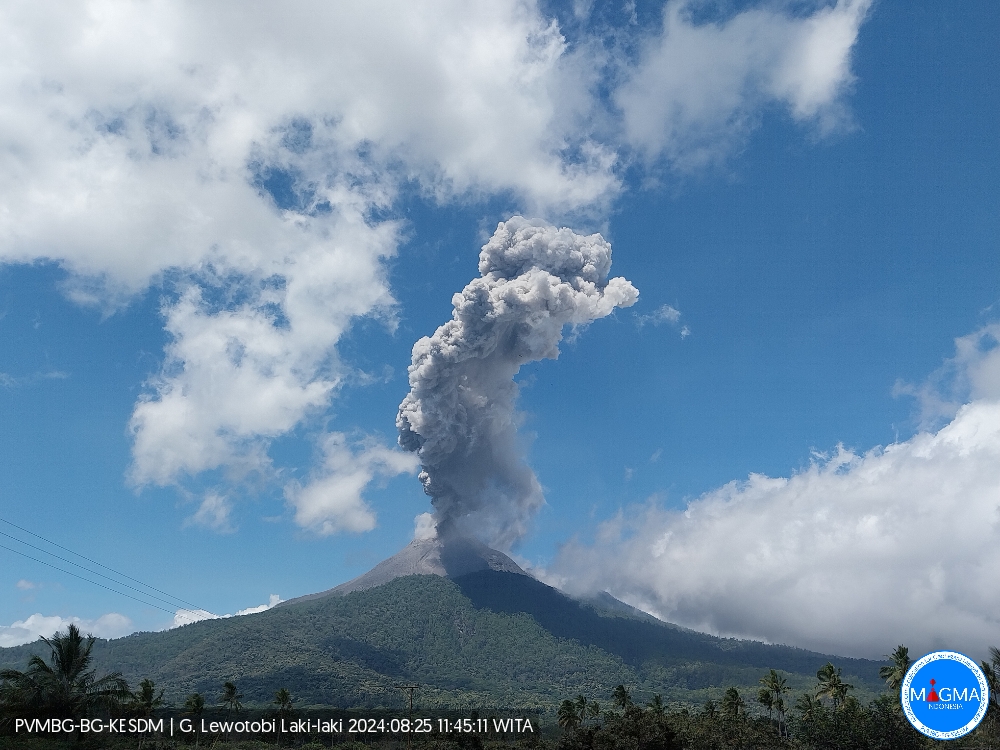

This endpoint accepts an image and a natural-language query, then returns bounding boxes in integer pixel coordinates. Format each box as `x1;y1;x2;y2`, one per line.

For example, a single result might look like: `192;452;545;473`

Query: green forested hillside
0;573;884;710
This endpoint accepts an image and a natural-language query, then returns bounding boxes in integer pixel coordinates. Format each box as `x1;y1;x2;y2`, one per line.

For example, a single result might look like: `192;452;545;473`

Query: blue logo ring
901;651;989;740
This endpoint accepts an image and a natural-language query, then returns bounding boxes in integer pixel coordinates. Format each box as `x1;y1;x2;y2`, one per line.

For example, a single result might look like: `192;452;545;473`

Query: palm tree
130;678;164;750
794;693;820;721
721;687;745;720
0;623;129;721
558;699;581;730
220;680;242;743
879;645;911;694
815;662;853;709
221;680;243;716
759;669;789;735
574;694;588;725
773;694;786;734
130;678;164;717
274;687;293;716
981;647;1000;725
274;688;293;746
587;700;601;725
184;691;205;717
757;688;774;720
184;693;205;747
612;684;632;710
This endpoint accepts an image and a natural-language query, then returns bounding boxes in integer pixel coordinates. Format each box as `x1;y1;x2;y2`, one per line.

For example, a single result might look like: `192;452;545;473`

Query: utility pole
395;684;420;750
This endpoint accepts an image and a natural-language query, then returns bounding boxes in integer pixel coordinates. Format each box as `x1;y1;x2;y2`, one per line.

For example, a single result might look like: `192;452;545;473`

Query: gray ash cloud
397;217;638;549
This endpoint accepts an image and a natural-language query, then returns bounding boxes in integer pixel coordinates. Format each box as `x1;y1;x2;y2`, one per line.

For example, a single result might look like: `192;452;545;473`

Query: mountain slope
454;570;867;675
283;536;527;603
0;572;885;710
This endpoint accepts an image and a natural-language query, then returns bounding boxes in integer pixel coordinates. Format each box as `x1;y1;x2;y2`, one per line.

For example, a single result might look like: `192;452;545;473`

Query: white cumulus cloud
0;0;873;529
183;492;236;534
635;303;689;337
617;0;871;169
126;211;398;488
171;593;283;628
283;433;419;536
0;0;616;509
894;323;1000;430
0;612;132;648
554;396;1000;660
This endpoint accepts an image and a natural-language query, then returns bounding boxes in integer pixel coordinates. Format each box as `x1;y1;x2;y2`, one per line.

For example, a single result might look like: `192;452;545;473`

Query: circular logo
901;651;989;740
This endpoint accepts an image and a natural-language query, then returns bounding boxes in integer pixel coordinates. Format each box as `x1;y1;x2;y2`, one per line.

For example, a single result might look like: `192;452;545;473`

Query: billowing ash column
397;217;638;549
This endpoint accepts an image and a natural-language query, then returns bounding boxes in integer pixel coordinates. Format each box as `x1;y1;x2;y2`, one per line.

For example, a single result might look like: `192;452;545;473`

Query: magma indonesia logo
901;651;989;740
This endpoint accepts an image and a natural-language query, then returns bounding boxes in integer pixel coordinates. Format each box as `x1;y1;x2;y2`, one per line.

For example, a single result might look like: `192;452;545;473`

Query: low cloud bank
0;594;286;646
0;612;132;648
553;396;1000;660
171;594;283;628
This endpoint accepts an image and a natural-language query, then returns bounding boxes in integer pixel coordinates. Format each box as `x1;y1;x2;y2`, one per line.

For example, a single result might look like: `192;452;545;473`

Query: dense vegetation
3;659;1000;749
2;608;1000;748
0;573;883;710
6;573;999;747
550;666;1000;750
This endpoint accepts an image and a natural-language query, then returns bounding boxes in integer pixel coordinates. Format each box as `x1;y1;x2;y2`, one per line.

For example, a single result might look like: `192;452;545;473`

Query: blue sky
1;0;999;660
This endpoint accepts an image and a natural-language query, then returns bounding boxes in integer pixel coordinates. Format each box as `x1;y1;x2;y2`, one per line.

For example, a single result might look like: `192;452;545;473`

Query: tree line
5;625;1000;749
554;645;1000;749
0;623;296;745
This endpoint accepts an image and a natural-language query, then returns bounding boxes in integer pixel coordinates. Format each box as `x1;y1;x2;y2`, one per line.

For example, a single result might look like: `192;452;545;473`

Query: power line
0;528;203;616
0;542;187;618
0;515;205;612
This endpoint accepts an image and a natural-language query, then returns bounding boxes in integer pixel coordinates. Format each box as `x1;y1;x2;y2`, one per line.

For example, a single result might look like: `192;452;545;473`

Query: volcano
282;535;528;604
0;538;886;708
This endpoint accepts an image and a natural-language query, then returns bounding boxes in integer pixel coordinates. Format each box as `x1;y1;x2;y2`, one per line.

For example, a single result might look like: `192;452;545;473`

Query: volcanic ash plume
397;217;638;549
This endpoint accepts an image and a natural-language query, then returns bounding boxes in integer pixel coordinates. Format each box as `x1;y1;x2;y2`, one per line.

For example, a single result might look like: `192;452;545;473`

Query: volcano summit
283;534;527;603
